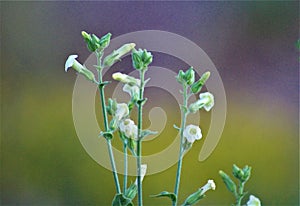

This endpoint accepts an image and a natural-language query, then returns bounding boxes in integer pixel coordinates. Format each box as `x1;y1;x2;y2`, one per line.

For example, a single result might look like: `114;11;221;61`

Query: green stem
235;181;244;206
173;83;188;206
123;142;128;193
137;68;146;206
96;51;121;194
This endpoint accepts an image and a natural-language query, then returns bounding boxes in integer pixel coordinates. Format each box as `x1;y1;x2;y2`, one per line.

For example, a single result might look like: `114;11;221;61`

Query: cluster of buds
81;31;111;52
232;164;251;183
132;48;153;70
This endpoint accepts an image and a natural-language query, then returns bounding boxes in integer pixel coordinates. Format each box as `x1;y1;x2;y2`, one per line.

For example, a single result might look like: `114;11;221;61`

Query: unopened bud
191;71;210;93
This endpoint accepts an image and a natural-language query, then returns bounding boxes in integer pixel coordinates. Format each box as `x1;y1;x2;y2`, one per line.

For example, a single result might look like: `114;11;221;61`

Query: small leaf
173;124;181;131
98;81;111;88
141;130;158;139
137;98;147;106
150;191;177;203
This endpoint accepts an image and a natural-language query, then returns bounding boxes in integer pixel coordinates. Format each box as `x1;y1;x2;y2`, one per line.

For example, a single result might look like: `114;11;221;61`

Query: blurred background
1;1;299;205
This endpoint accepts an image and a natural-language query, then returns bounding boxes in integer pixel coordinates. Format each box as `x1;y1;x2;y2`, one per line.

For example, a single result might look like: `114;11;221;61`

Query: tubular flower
115;103;129;121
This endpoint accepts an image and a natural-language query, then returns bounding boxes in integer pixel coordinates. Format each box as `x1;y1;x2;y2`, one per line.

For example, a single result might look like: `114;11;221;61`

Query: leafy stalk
96;51;121;194
173;82;189;206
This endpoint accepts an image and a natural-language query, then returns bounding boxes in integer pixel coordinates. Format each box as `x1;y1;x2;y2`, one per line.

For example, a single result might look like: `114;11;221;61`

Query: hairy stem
173;83;188;206
96;51;121;194
235;181;245;206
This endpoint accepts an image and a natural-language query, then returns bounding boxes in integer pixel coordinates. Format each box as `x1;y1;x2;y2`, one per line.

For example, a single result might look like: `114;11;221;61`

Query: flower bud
184;67;195;85
125;183;138;200
112;72;140;86
81;31;97;52
219;170;237;194
241;165;251;182
103;43;136;67
132;48;153;70
232;164;244;181
191;71;210;94
65;55;96;83
176;70;185;84
99;32;111;49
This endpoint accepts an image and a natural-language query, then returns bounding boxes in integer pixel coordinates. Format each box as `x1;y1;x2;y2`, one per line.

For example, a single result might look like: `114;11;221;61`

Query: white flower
183;125;202;143
123;84;139;99
199;92;214;111
201;179;216;194
135;164;147;185
104;43;136;67
115;103;129;121
247;195;261;206
64;54;96;83
119;119;137;139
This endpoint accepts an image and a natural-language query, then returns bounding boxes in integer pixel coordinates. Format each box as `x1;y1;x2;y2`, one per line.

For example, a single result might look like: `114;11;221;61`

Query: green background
1;1;299;205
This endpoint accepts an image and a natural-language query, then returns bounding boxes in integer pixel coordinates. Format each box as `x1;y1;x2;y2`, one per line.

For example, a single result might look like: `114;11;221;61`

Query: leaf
141;129;158;139
173;124;181;131
150;191;177;203
112;193;133;206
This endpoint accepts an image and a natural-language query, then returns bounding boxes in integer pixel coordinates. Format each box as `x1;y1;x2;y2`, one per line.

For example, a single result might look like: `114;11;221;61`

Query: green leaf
112;193;133;206
141;129;158;139
150;191;177;203
173;124;181;131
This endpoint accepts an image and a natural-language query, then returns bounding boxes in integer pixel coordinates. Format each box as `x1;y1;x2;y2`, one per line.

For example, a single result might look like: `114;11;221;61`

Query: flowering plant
64;31;261;206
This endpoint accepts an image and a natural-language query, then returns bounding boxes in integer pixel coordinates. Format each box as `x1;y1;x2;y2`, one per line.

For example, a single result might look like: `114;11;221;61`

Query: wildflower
119;119;138;140
247;195;261;206
64;55;96;83
189;92;214;113
201;179;216;194
183;125;202;143
115;103;129;121
123;84;139;100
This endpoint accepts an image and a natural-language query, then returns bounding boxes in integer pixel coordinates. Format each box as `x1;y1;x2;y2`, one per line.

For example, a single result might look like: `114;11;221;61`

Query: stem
137;69;146;206
235;181;245;206
96;51;121;194
123;142;128;193
173;83;188;206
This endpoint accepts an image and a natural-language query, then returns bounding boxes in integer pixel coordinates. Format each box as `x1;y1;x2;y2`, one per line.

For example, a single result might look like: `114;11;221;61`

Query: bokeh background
1;1;299;205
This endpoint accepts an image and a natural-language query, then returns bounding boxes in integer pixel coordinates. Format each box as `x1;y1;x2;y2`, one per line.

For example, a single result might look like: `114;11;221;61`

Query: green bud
81;31;97;52
99;32;111;49
65;55;96;83
132;48;153;70
184;67;195;85
112;72;140;86
241;165;251;182
191;71;210;93
103;43;136;67
219;170;237;194
183;189;204;206
176;70;185;84
109;118;118;131
232;164;244;181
